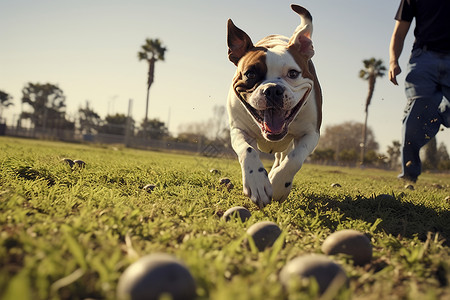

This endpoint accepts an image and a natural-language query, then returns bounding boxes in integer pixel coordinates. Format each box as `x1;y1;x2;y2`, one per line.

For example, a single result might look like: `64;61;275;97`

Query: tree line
0;82;226;145
310;121;450;171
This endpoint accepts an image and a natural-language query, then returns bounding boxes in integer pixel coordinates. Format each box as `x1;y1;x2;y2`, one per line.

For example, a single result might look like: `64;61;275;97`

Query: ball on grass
223;206;251;222
219;178;231;185
117;253;196;300
219;178;234;191
404;184;414;190
246;221;281;251
143;184;156;193
73;159;86;168
61;158;74;168
279;254;348;295
321;229;372;265
210;169;220;174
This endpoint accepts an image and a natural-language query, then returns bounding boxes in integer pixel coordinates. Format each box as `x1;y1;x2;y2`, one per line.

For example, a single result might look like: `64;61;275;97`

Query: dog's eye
245;70;256;80
287;69;300;79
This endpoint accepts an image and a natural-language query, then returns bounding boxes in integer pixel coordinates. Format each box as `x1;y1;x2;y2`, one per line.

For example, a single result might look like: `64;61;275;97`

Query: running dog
226;5;322;208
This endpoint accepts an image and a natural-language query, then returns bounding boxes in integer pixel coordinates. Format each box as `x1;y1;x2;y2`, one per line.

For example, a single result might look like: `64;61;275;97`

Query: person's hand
389;61;401;85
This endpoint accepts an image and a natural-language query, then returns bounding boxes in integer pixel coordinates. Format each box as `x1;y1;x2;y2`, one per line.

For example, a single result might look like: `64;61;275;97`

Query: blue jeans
400;48;450;180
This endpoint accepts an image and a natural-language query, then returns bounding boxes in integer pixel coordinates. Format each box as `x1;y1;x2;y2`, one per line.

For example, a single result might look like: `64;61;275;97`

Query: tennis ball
143;184;156;193
61;158;74;168
73;159;86;168
219;178;234;191
223;206;251;222
404;184;414;190
246;221;281;251
321;229;372;266
117;253;196;300
280;254;348;295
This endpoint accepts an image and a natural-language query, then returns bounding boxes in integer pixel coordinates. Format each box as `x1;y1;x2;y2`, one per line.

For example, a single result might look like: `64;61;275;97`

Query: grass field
0;136;449;300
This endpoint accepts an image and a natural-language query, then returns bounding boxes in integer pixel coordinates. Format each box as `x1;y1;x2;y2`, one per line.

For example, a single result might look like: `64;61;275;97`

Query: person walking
389;0;450;183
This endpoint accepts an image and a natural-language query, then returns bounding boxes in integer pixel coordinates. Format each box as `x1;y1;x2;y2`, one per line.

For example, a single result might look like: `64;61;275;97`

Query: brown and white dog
226;4;322;208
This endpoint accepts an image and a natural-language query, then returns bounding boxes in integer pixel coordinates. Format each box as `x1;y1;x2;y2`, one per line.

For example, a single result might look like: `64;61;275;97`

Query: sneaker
398;174;417;183
439;98;450;127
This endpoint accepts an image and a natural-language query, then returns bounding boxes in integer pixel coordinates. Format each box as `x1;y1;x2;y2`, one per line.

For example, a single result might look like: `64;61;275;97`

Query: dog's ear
227;19;254;66
288;5;314;60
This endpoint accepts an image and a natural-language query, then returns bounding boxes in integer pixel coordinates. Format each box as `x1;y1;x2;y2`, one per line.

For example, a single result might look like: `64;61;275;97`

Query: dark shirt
395;0;450;53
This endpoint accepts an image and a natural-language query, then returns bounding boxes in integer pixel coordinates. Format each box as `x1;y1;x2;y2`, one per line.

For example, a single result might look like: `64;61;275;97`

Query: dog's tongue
263;109;285;134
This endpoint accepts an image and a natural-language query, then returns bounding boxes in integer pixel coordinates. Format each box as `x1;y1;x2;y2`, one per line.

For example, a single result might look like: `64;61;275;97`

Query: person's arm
389;20;411;85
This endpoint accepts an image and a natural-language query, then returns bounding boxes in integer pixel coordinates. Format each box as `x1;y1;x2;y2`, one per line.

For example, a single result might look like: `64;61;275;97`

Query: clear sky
1;0;449;153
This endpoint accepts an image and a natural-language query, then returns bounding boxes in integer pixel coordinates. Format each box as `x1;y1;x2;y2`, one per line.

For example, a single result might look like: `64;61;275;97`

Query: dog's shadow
303;193;450;245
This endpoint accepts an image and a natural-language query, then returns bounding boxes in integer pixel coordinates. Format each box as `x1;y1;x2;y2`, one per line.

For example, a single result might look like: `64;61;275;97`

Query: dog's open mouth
243;88;311;141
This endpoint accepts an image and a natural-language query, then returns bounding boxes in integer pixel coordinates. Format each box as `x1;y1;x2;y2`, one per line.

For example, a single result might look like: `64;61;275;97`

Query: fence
2;124;237;159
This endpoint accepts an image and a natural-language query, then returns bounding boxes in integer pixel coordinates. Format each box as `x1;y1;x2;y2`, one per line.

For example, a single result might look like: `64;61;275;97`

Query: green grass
0;136;449;300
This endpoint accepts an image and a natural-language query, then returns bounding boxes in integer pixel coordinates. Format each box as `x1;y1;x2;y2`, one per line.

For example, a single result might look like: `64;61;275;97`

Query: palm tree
359;58;386;165
138;38;167;124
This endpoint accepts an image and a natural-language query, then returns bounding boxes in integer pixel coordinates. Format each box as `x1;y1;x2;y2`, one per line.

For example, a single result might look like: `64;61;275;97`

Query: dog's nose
263;85;284;106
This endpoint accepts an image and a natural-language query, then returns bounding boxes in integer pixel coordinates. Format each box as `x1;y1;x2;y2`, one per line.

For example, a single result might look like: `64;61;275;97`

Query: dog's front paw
242;166;273;209
269;170;294;202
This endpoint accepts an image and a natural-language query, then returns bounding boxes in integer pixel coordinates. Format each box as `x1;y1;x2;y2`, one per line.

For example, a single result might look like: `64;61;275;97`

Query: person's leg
439;54;450;128
400;50;443;182
439;97;450;128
